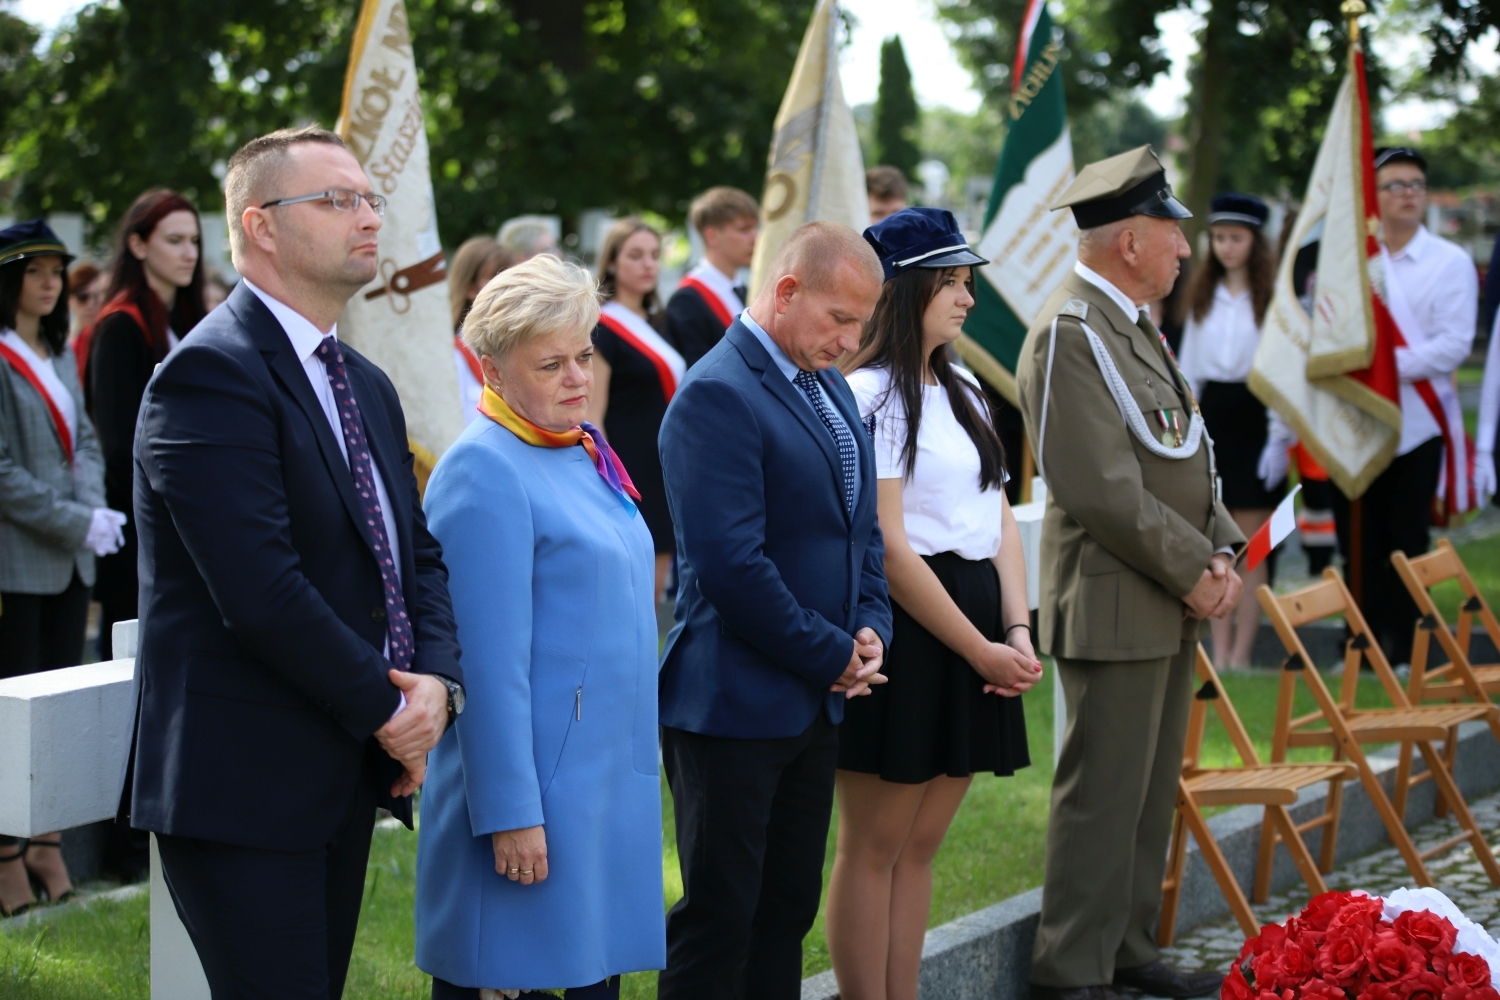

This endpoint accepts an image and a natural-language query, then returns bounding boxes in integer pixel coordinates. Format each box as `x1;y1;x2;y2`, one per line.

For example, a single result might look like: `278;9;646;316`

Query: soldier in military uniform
1016;146;1246;1000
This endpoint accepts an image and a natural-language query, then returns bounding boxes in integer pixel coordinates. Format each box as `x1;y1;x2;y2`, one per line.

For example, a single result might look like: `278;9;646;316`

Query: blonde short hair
462;253;600;359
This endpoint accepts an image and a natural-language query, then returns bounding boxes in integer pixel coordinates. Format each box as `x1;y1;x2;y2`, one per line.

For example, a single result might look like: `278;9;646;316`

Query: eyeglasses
260;189;387;217
1379;180;1427;196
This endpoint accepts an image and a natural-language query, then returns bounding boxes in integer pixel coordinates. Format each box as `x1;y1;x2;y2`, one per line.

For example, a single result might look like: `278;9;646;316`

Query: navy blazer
658;319;892;739
129;282;461;851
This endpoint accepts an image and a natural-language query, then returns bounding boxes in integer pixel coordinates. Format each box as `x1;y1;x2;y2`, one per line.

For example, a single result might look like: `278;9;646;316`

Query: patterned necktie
315;336;414;670
793;369;856;516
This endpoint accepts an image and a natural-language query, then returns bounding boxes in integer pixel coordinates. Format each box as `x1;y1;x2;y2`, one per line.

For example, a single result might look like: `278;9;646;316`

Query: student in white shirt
827;208;1041;1000
1335;147;1477;664
1177;193;1283;668
0;221;124;917
447;236;516;424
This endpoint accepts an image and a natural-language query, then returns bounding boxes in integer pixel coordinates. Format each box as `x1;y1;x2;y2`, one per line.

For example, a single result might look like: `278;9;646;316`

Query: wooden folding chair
1158;644;1355;945
1258;570;1500;890
1391;539;1500;818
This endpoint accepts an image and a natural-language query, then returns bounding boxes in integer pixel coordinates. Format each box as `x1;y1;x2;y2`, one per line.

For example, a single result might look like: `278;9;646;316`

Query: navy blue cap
863;207;988;283
1206;193;1269;229
0;219;74;269
1374;146;1427;173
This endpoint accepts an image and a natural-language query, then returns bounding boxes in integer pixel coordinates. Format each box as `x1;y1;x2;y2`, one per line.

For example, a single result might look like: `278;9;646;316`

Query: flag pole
1342;0;1367;607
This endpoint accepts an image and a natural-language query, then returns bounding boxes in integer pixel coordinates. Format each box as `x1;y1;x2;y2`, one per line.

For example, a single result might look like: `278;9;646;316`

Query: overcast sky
16;0;1498;133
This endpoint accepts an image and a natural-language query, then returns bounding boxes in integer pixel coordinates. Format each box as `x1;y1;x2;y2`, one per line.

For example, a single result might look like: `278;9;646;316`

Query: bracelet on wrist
1004;623;1032;639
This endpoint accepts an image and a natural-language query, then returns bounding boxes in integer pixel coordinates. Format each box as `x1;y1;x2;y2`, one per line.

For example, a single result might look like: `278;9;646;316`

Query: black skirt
838;551;1030;784
1201;380;1286;510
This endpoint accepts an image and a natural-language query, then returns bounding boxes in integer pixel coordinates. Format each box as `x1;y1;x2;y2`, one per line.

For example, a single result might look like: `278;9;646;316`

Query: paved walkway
1160;788;1500;973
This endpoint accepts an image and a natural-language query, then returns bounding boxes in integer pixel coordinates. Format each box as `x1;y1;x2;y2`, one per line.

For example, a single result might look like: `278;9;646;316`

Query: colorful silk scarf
478;385;640;513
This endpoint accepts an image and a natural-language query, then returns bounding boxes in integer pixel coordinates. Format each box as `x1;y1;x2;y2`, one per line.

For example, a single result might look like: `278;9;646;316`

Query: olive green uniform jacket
1015;269;1245;662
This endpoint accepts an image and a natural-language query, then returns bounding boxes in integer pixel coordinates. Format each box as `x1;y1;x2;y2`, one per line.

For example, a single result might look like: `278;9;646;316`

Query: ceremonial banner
748;0;868;296
337;0;462;485
1249;40;1401;499
958;0;1077;406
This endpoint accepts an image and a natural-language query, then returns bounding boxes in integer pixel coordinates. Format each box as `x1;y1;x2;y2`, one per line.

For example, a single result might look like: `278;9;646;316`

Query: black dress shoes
1113;960;1224;998
1031;985;1126;1000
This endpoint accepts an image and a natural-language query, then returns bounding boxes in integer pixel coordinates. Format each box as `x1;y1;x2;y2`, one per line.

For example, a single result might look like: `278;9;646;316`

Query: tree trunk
1183;0;1234;250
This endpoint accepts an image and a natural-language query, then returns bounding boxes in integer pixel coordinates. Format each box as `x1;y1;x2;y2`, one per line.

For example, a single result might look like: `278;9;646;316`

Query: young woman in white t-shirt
826;208;1042;1000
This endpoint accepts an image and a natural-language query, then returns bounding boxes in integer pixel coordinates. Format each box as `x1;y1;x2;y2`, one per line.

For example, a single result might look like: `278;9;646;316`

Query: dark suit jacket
658;320;892;739
129;282;462;851
665;285;731;370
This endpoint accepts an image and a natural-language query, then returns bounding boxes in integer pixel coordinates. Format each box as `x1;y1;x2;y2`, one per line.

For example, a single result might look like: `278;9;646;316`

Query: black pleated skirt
1201;380;1286;510
838;551;1030;784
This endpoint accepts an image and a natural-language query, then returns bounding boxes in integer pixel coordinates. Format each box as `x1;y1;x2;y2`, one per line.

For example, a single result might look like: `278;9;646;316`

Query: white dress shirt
1386;226;1478;455
1;329;78;447
739;309;861;512
1177;284;1260;399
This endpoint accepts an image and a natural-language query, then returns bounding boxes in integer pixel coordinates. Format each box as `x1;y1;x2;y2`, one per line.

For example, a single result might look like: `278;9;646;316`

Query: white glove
85;508;127;557
1476;452;1498;505
1257;441;1290;491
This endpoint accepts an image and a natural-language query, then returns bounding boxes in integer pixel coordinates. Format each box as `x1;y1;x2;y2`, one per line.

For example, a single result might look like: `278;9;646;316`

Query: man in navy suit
657;222;893;999
130;126;464;999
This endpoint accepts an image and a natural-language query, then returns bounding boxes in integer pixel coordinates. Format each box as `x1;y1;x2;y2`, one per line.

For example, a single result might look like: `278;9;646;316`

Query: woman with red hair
88;188;206;658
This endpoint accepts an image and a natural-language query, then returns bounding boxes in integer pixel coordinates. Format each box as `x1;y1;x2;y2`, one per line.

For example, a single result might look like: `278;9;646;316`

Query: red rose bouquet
1222;888;1500;1000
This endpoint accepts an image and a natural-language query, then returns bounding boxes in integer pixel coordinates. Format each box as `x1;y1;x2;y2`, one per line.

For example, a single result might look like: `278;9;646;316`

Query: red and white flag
1245;485;1302;573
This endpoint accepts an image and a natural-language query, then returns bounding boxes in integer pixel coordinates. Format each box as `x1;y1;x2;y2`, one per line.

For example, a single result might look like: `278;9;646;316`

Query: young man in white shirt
1332;146;1478;664
666;187;758;369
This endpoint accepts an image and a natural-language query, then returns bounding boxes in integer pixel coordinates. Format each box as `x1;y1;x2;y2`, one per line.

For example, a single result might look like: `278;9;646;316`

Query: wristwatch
435;674;465;727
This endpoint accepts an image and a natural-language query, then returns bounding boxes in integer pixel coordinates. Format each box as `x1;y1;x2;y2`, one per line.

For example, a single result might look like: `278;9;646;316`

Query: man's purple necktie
316;336;414;670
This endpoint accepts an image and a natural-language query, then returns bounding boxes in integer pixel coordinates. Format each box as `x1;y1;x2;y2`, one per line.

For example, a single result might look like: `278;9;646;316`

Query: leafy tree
874;35;921;180
2;0;815;245
0;2;38;205
935;0;1379;239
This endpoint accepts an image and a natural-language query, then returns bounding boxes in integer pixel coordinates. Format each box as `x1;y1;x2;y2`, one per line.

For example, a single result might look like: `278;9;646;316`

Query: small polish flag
1244;485;1302;573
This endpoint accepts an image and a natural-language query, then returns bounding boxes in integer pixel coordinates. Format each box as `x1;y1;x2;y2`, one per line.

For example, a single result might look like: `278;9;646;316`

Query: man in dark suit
130;125;464;1000
657;221;893;999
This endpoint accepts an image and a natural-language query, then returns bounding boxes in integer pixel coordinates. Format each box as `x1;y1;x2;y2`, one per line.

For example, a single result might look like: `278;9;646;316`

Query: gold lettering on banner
381;0;413;57
345;3;413;164
1027;242;1074;295
990;170;1074;265
369;99;425;193
1007;41;1062;121
1022;232;1054;267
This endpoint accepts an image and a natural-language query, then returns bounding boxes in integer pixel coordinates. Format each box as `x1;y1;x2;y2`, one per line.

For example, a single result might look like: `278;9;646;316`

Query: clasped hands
831;627;887;699
1182;552;1243;620
373;670;450;797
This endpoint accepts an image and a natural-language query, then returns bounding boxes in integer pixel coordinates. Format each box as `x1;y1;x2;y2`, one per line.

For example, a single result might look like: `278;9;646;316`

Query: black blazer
665;285;732;370
129;282;462;851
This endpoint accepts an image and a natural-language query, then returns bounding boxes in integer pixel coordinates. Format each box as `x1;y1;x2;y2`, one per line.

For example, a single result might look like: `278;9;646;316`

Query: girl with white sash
588;218;686;604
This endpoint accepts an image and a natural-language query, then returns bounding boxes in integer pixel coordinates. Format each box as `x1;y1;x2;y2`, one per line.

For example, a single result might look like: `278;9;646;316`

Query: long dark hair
104;188;207;359
844;266;1007;490
1182;222;1275;326
0;257;71;356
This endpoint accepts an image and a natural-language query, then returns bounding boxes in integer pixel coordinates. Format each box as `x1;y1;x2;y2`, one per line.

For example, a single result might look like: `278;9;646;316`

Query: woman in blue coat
417;254;665;998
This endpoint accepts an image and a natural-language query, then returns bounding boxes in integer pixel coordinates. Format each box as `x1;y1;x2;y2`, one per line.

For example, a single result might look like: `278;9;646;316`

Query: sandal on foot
23;838;74;904
0;843;36;917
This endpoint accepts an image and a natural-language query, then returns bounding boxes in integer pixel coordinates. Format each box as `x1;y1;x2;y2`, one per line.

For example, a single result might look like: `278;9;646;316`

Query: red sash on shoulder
0;341;73;464
679;276;734;328
598;302;687;402
455;336;483;383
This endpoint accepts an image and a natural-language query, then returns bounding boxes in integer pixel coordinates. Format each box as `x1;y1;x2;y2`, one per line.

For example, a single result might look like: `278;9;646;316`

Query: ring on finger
519;869;533;875
507;867;520;874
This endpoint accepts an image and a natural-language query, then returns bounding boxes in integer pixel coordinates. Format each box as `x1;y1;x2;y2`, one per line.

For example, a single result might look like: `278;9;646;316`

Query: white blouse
1177;283;1260;399
848;364;1005;562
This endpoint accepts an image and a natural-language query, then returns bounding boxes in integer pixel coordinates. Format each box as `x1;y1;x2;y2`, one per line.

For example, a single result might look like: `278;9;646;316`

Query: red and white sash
598;301;686;401
0;335;73;465
455;335;482;383
1381;250;1476;521
678;260;744;330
